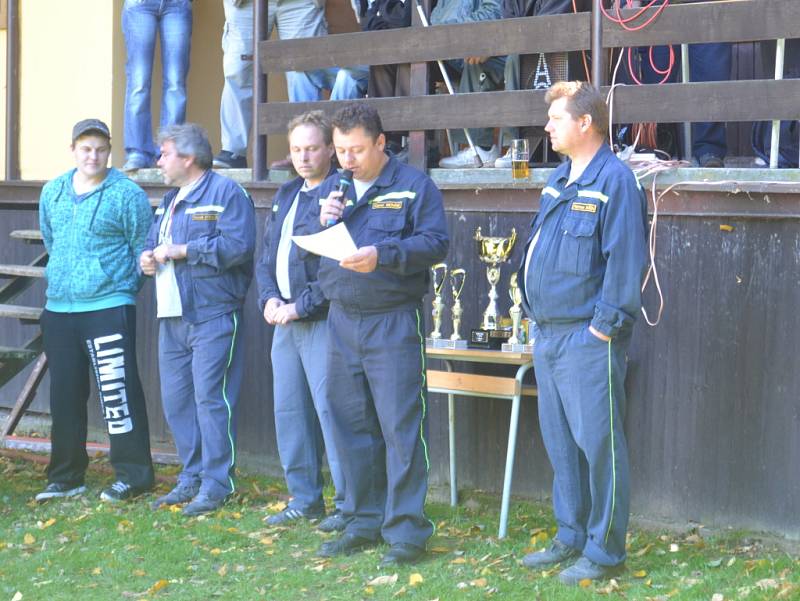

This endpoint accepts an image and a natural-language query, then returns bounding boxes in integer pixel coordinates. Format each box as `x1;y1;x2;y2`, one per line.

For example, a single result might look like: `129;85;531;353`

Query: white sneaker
494;148;512;168
439;145;499;168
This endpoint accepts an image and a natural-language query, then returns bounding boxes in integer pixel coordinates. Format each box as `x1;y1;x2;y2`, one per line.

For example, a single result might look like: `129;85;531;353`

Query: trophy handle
450;268;466;299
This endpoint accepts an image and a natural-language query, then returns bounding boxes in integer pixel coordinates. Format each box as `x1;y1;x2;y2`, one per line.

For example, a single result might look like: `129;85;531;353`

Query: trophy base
468;328;512;350
441;338;469;350
426;337;452;349
501;342;534;354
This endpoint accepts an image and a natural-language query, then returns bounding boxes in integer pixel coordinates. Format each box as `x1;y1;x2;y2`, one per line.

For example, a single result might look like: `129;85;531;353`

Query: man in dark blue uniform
313;103;449;566
518;82;647;584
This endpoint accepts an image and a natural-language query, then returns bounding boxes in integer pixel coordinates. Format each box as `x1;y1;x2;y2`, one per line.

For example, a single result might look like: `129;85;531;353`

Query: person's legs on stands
690;43;731;166
158;0;192;132
121;0;159;169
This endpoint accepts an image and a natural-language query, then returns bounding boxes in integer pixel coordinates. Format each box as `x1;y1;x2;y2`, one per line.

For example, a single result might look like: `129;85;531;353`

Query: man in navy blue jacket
140;123;255;517
314;103;449;566
256;111;346;532
518;82;647;584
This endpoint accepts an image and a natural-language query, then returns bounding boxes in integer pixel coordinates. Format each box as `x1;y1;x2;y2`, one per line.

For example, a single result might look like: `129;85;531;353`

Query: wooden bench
425;346;535;539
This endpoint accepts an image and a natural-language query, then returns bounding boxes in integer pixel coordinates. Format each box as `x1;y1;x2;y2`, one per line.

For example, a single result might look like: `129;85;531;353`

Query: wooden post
5;0;20;180
252;0;268;181
408;0;431;171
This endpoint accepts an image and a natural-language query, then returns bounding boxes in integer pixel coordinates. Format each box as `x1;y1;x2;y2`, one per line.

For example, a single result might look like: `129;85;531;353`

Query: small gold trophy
502;273;525;352
470;227;517;349
443;268;468;349
427;262;448;344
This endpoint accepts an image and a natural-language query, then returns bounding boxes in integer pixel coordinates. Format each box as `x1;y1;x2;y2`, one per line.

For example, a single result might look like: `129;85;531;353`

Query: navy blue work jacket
518;144;648;338
313;157;450;313
145;170;256;325
255;168;335;320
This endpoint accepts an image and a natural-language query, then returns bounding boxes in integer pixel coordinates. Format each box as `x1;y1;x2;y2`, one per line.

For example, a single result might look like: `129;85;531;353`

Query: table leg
498;362;532;539
444;360;457;507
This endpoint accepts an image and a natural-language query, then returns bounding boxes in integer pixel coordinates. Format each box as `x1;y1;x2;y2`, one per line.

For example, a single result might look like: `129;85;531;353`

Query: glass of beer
511;138;530;180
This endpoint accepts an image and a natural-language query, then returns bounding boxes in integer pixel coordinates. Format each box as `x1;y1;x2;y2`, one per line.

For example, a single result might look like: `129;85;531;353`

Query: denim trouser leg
158;1;192;131
122;0;191;163
272;319;345;512
274;0;328;102
221;0;254;155
690;43;731;161
329;66;369;100
448;57;505;148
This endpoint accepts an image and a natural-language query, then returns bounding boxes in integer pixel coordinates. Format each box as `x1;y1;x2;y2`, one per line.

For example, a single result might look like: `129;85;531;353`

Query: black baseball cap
72;118;111;143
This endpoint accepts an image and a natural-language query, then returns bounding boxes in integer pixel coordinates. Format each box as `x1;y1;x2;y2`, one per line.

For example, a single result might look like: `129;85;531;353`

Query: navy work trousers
533;322;631;566
326;303;434;549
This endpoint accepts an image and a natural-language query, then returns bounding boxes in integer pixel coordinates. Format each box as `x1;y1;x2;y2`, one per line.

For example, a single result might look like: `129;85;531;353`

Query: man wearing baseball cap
35;118;155;503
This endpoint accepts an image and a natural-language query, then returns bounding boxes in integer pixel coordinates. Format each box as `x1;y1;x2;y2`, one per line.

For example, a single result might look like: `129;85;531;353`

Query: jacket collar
554;143;614;189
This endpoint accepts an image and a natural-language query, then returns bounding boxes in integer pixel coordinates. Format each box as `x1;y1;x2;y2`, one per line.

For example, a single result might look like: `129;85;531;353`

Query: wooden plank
9;229;42;242
426;346;532;365
603;0;799;48
0;264;45;278
427;369;520;397
0;353;47;442
259;79;800;135
0;346;37;361
260;12;590;73
0;304;42;321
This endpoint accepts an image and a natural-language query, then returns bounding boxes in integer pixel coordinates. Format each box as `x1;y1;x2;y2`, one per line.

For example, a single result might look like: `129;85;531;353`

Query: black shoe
100;481;144;503
34;482;86;502
558;556;624;585
317;510;347;533
265;506;324;526
317;533;376;558
182;493;226;517
151;482;200;510
213;150;247;169
380;543;424;566
522;539;580;568
697;153;724;168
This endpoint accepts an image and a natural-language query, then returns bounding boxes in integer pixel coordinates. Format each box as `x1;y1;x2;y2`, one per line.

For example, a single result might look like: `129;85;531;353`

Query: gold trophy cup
470;227;517;349
428;263;448;342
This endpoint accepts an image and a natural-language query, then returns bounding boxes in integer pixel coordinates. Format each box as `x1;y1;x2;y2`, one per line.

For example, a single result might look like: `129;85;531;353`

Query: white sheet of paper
292;222;358;262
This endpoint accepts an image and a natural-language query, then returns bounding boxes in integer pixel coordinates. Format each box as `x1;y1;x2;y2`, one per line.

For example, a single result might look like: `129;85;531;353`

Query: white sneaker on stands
494;148;513;168
439;144;499;168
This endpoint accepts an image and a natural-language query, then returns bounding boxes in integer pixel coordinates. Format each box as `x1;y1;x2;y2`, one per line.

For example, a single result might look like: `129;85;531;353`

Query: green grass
1;454;797;600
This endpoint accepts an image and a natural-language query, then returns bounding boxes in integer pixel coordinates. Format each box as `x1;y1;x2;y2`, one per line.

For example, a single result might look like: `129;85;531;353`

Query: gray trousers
158;311;244;499
271;318;345;513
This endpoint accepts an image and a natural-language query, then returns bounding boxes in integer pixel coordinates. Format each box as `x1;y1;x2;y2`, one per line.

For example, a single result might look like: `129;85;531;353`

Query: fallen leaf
210;548;222;556
633;569;648;578
579;578;592;588
719;224;734;232
711;594;724;601
470;578;487;587
633;543;654;557
148;579;169;594
38;518;57;530
669;543;679;553
23;533;35;545
133;569;146;577
756;579;779;591
392;585;407;597
707;558;723;568
450;557;466;565
266;501;286;512
218;564;228;577
259;537;273;546
12;593;23;601
368;574;398;586
726;557;736;567
409;573;423;586
92;567;102;575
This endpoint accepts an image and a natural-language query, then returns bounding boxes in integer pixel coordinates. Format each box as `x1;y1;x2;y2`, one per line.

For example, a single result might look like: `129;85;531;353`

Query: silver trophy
442;268;468;349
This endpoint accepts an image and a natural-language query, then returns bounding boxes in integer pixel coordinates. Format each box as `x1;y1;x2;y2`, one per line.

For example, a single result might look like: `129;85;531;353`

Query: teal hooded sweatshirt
39;167;153;313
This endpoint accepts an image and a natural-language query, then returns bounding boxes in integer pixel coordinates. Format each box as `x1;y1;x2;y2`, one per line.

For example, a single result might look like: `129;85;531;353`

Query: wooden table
426;346;536;538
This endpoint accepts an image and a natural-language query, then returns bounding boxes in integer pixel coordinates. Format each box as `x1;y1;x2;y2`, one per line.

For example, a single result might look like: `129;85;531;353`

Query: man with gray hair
140;123;256;516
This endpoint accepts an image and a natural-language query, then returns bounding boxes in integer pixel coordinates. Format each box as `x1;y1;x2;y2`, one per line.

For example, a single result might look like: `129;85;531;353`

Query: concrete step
0;264;45;278
0;304;42;321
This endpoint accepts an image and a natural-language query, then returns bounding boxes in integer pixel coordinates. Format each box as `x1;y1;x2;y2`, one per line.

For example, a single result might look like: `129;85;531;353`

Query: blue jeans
271;318;345;513
122;0;192;165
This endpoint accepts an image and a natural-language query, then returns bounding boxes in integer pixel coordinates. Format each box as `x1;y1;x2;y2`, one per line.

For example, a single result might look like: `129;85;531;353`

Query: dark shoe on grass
100;481;145;503
522;539;580;568
265;506;323;526
317;510;347;533
35;482;86;502
558;556;624;585
380;543;424;566
151;483;200;510
317;533;376;558
182;493;226;517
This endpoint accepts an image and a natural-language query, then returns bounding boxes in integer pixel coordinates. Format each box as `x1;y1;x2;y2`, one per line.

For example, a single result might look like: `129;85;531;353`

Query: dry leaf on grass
367;574;398;586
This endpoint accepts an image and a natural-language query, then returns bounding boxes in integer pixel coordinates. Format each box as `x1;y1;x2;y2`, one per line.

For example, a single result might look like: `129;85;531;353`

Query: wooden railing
254;0;800;176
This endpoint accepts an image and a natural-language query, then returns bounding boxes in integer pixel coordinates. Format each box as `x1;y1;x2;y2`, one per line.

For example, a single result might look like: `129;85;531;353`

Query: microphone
326;169;353;227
